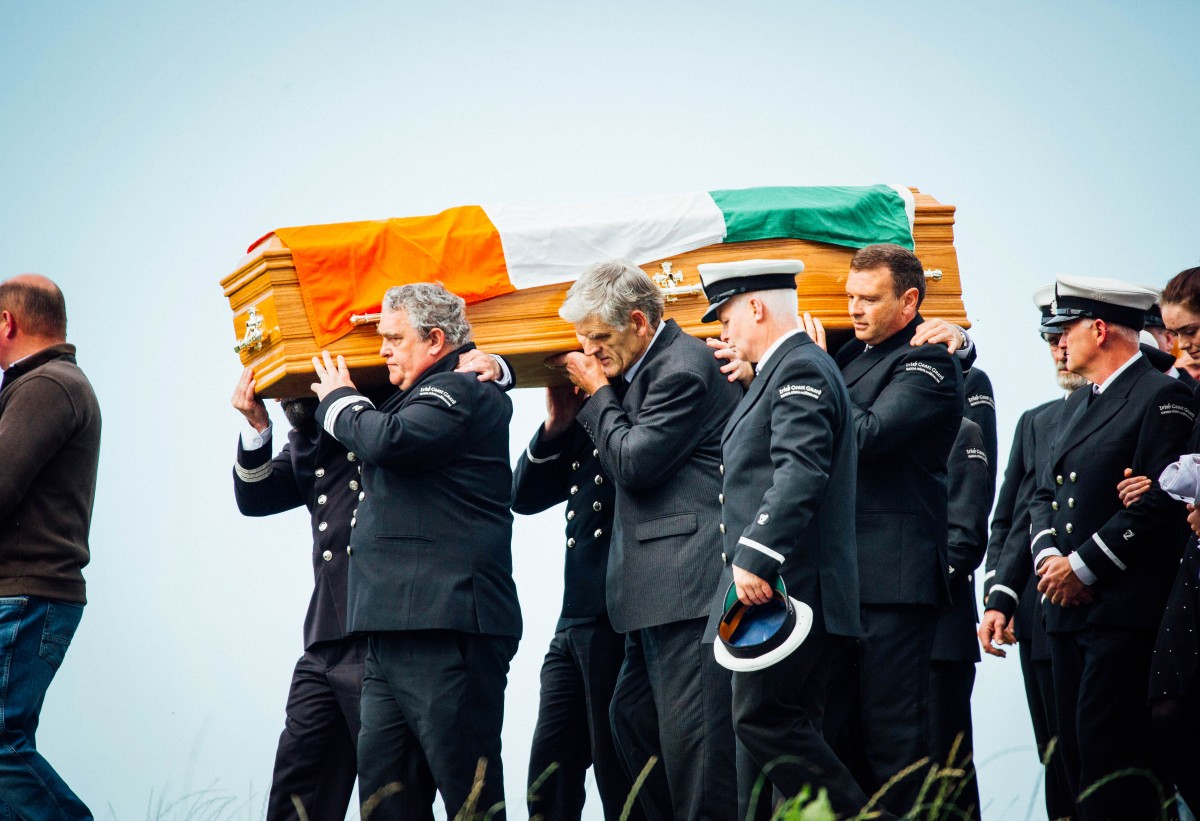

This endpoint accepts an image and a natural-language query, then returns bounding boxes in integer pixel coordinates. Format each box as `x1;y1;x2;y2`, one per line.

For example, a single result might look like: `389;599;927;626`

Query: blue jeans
0;596;90;821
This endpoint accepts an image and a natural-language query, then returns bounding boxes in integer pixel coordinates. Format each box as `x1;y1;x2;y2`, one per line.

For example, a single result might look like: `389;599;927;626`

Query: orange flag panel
276;205;513;347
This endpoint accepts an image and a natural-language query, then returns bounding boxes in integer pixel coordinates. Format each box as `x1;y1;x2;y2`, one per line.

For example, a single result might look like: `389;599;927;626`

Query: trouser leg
641;618;737;821
572;622;638;821
528;631;590;821
1023;641;1073;820
852;604;936;817
609;631;672;821
733;628;879;820
268;639;364;821
1072;627;1163;821
0;597;91;821
928;660;980;820
373;632;516;820
357;637;436;821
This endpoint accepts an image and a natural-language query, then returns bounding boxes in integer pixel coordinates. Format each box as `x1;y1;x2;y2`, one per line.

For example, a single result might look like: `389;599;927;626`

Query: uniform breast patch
419;385;458;407
905;361;944;383
968;394;995;409
1160;402;1196;421
779;384;822;400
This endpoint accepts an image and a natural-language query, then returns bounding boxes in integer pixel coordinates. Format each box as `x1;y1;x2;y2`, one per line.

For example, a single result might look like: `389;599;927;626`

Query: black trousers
527;620;636;821
734;628;877;820
825;603;936;818
928;660;980;820
1050;626;1167;821
267;637;366;821
357;631;518;821
1018;637;1075;820
608;618;737;821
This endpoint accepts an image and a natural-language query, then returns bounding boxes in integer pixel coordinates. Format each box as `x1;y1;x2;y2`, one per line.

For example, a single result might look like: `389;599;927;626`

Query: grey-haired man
551;260;742;821
311;283;522;821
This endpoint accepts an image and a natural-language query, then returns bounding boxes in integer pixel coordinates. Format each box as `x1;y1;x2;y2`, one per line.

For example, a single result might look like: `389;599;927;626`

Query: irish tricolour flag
264;185;915;346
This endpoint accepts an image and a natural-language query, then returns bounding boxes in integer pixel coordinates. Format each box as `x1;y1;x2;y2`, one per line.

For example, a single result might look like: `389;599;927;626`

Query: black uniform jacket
315;344;522;638
512;421;616;629
706;331;861;639
835;315;964;607
982;398;1060;645
964;366;998;492
575;319;742;634
234;426;360;648
932;418;991;662
1030;356;1195;633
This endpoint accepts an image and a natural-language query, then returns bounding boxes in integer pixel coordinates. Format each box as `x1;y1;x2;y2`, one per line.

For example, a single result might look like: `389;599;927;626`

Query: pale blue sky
1;2;1198;818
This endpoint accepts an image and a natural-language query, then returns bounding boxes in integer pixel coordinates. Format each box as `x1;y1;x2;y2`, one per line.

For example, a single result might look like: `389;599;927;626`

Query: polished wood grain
221;189;967;396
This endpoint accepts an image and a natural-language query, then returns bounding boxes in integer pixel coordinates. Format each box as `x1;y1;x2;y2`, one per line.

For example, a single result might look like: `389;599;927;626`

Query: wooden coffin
221;188;966;396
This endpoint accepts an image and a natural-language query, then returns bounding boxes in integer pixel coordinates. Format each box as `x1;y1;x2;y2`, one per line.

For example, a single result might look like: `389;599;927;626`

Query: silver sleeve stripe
1034;547;1063;569
738;536;785;564
1092;533;1128;571
1030;528;1055;551
322;394;370;437
525;446;561;464
983;569;996;581
990;584;1019;604
234;461;273;483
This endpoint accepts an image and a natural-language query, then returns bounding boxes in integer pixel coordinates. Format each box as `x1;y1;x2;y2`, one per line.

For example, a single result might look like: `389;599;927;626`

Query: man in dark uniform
552;260;742;821
1029;275;1193;819
979;284;1083;821
231;371;371;821
697;260;877;819
928;414;990;819
311;282;522;820
512;385;636;821
817;243;963;816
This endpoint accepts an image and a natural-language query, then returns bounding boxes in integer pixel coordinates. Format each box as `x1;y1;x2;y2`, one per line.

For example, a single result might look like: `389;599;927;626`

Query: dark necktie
1086;388;1099;408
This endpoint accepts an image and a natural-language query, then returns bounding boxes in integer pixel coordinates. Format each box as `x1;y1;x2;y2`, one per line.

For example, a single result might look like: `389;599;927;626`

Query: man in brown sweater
0;274;100;820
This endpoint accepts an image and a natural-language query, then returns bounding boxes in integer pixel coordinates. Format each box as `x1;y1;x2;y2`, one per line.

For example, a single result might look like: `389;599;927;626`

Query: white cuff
954;329;973;359
738;536;785;565
1068;552;1098;586
493;355;513;389
240;422;272;450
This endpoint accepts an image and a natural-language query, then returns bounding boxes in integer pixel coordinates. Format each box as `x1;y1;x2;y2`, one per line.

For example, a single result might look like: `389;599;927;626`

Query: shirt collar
1094;350;1143;395
755;328;803;374
623;320;667;384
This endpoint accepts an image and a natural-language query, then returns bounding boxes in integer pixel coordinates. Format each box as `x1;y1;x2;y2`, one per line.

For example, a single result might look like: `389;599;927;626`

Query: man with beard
979;284;1087;821
231;346;510;820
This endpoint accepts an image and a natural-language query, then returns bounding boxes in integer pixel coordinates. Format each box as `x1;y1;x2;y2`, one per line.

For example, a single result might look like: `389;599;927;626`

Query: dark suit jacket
234;426;360;648
835;315;964;607
982;398;1060;650
575;319;742;633
705;332;861;639
932;418;991;662
1030;356;1195;632
512;422;616;629
315;344;522;638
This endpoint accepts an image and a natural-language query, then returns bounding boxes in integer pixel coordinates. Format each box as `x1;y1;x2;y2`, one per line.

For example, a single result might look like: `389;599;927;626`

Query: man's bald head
0;274;67;340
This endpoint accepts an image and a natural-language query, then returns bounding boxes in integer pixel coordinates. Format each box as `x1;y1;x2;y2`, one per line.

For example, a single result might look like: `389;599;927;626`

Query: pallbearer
699;260;881;820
